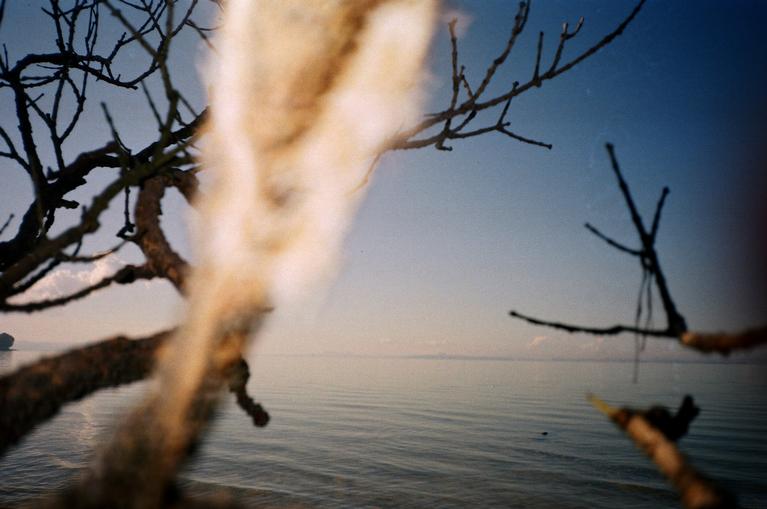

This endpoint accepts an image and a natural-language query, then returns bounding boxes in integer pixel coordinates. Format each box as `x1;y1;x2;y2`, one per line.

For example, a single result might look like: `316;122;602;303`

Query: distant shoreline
258;352;767;365
6;343;766;366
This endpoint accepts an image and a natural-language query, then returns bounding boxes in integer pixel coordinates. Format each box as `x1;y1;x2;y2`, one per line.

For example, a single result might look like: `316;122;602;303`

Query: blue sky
1;1;765;361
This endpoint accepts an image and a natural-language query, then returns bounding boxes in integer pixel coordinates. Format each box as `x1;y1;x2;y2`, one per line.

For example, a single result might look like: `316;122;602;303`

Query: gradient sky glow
1;1;765;361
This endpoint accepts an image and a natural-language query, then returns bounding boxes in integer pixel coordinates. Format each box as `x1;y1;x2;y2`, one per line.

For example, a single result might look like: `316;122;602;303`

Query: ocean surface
1;349;765;508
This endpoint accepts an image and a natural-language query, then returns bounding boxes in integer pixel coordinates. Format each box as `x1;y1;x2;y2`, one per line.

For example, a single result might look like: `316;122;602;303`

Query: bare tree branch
10;4;749;508
57;240;127;263
1;264;156;313
0;214;13;238
650;186;670;241
0;1;207;291
0;330;170;456
133;172;196;291
392;1;647;151
681;328;767;355
509;143;767;356
509;310;673;338
589;395;737;509
584;222;642;257
0;328;268;459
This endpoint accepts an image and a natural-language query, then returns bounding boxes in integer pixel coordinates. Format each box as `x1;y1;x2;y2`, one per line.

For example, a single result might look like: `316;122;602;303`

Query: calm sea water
1;350;765;508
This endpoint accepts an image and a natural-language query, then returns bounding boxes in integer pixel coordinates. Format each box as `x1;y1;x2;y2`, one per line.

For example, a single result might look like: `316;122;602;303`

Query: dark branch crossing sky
1;1;765;361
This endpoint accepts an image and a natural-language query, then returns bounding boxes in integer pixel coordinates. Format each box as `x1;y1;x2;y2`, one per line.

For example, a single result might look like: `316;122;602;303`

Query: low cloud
526;335;549;350
12;254;125;303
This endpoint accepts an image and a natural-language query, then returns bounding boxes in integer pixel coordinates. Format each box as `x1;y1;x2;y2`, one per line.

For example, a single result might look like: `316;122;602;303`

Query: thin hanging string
632;257;652;383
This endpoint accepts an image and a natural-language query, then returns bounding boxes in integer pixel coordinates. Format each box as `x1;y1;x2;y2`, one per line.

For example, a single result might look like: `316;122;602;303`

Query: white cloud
526;335;549;349
11;254;125;303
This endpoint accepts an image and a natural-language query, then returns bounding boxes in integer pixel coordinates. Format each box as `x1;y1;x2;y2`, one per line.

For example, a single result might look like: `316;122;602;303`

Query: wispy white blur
117;0;438;461
199;0;437;309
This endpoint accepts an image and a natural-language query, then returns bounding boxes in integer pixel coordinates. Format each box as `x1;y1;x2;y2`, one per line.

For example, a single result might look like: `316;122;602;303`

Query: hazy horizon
1;1;765;363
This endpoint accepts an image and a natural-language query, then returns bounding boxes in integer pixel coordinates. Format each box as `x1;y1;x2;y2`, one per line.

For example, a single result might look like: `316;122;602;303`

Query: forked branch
0;329;269;458
390;1;646;152
589;395;737;509
509;144;767;355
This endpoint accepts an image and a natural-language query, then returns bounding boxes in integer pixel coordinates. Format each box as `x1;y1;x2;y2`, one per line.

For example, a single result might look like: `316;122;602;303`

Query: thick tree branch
0;143;190;299
0;327;269;459
589;395;737;509
0;330;171;456
133;172;196;291
681;328;767;355
0;2;206;283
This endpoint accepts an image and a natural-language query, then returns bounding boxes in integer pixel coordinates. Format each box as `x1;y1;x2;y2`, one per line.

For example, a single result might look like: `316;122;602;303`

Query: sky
1;1;765;361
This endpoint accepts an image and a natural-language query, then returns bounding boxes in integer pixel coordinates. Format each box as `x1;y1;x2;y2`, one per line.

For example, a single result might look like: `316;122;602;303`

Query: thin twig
509;309;673;338
393;1;647;151
2;264;156;312
0;213;13;237
509;143;766;356
584;222;642;256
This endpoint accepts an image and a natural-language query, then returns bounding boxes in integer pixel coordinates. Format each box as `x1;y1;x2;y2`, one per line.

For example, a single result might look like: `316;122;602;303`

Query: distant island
0;332;14;350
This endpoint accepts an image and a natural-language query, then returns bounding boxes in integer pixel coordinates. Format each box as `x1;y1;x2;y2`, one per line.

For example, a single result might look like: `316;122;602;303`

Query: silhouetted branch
0;146;183;299
509;310;673;338
226;358;269;428
0;125;27;168
509;143;766;356
133;172;196;292
589;395;737;509
0;214;13;238
549;16;584;73
473;1;529;100
0;1;206;303
605;143;688;336
72;324;260;508
0;330;171;456
584;222;642;257
1;264;157;313
5;3;729;508
57;240;127;263
0;113;200;299
650;187;670;241
496;124;553;150
5;251;66;299
392;1;646;151
0;328;268;459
